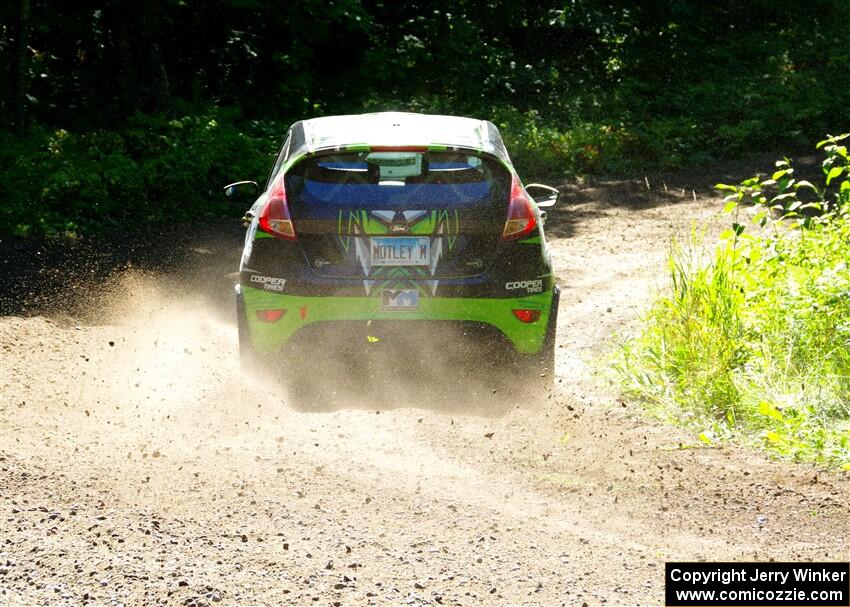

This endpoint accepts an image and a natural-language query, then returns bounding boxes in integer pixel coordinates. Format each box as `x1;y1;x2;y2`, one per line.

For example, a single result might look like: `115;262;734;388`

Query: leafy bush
494;108;644;176
3;91;848;238
615;135;850;468
0;110;282;238
0;105;725;240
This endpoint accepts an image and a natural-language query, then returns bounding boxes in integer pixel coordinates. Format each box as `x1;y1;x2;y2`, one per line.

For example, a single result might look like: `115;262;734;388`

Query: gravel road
2;172;848;606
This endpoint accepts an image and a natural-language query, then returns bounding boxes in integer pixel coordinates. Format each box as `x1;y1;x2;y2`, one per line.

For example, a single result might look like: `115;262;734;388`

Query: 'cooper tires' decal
505;279;543;294
250;275;287;292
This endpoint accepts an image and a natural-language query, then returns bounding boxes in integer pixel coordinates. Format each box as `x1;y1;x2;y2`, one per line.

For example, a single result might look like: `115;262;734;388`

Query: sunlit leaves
617;138;850;468
826;166;844;185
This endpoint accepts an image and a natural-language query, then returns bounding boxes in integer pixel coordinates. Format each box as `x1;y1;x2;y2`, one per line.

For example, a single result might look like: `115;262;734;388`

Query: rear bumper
240;285;555;354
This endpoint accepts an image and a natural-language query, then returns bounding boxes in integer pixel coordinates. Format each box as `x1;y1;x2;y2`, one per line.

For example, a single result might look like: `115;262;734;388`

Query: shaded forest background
2;0;849;237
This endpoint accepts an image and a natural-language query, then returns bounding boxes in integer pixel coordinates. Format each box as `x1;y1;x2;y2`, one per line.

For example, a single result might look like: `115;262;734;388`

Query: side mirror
525;183;560;208
223;181;259;202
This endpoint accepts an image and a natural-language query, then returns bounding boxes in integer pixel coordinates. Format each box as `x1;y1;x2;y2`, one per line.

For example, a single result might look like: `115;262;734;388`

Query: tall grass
615;135;850;468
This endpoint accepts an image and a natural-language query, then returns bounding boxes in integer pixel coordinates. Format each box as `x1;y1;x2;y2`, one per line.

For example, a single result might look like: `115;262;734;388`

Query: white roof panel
288;112;511;164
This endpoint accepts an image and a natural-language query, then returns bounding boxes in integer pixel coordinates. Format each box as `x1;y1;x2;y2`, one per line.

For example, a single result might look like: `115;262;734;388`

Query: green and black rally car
225;112;560;394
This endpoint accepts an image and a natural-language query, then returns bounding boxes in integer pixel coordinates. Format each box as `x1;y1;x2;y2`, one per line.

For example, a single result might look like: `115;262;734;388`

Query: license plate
381;289;419;310
370;237;430;266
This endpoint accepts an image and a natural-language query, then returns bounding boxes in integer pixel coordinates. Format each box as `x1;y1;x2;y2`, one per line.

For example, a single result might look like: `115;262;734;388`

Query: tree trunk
190;0;202;105
150;38;172;114
12;0;31;134
109;2;134;118
139;1;172;114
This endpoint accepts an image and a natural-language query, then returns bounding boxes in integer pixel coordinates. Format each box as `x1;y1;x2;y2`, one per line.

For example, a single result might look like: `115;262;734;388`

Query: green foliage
614;136;850;468
0;110;280;238
2;1;850;236
494;108;643;175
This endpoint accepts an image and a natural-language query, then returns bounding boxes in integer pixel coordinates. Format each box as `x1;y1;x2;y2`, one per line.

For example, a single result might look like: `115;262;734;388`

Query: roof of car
286;112;511;164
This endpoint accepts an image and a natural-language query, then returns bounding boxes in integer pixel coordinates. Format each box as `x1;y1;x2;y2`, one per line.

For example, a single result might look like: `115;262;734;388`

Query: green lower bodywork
243;285;553;354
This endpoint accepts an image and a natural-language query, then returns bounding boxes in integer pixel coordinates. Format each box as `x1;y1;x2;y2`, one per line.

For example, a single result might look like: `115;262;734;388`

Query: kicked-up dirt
1;167;848;606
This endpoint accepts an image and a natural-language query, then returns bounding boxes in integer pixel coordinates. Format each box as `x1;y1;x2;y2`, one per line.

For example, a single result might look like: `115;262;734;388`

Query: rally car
224;112;560;398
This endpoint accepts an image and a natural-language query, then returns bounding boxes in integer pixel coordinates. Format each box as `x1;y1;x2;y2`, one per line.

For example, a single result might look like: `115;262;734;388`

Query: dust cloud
72;269;529;416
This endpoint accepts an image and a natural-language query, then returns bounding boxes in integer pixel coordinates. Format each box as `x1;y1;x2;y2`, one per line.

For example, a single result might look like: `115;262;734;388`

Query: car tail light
501;175;537;241
256;309;286;323
512;309;541;323
258;177;296;240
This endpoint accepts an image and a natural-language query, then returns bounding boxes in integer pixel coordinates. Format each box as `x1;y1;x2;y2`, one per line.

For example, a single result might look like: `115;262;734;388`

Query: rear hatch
285;150;511;279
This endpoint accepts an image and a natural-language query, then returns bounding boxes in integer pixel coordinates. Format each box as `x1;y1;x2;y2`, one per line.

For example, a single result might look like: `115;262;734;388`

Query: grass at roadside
613;135;850;469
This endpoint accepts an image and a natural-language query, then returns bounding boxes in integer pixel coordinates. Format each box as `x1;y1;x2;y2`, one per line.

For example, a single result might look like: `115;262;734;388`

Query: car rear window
285;151;509;208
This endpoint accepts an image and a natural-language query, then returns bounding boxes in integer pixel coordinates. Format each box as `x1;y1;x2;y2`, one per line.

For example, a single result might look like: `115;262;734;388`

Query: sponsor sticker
381;289;419;310
249;275;286;292
505;279;543;294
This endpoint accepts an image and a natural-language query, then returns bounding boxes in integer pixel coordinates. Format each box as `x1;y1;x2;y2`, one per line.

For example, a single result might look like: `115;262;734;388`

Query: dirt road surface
2;173;848;606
